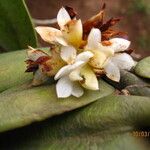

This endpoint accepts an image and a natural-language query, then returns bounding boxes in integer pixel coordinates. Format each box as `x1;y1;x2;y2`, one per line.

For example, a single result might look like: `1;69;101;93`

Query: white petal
60;46;76;64
27;46;48;61
32;68;48;86
35;26;68;46
72;82;84;97
76;51;93;63
109;38;131;52
57;7;71;29
89;50;108;69
56;76;73;98
62;19;83;47
54;61;84;80
80;65;99;90
55;37;68;46
110;53;135;70
54;65;72;80
104;60;120;82
86;28;101;49
98;44;114;56
69;68;83;81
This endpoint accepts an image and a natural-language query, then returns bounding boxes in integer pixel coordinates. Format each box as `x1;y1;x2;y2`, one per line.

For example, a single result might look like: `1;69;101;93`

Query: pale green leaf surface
0;95;149;149
0;80;114;133
125;85;150;96
134;56;150;79
0;0;37;51
104;70;150;96
0;48;49;92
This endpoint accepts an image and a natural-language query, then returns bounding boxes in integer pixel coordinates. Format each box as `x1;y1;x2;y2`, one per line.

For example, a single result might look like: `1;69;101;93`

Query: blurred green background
26;0;150;58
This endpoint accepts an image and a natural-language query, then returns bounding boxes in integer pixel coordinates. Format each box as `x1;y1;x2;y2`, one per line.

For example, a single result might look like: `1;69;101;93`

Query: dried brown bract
65;6;77;19
83;3;127;41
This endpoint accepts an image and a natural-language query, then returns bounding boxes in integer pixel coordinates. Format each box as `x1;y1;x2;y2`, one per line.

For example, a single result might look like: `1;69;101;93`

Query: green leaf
125;85;150;96
134;56;150;79
0;80;114;133
0;0;37;51
0;48;49;92
104;70;150;96
0;95;149;149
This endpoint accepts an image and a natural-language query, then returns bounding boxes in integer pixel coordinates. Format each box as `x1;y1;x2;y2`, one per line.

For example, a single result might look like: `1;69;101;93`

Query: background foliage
0;0;37;52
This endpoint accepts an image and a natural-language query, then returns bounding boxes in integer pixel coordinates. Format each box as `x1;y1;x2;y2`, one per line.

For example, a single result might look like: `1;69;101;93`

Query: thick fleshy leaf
125;85;150;96
104;70;150;96
35;26;68;46
110;53;135;70
104;60;120;82
86;28;101;49
0;48;49;92
60;46;76;64
0;95;150;149
0;80;114;132
134;56;150;79
80;65;99;90
62;19;83;47
108;38;131;52
0;0;37;51
56;76;73;98
57;7;71;29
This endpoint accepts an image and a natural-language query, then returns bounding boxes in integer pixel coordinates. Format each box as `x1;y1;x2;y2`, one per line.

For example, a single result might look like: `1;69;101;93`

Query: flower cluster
26;6;135;98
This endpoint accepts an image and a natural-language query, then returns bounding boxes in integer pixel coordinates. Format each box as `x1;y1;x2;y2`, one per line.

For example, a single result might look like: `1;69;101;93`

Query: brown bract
65;6;77;19
83;10;104;40
25;59;38;72
102;29;126;41
25;46;65;77
44;45;65;76
83;3;127;41
25;55;50;73
122;49;134;55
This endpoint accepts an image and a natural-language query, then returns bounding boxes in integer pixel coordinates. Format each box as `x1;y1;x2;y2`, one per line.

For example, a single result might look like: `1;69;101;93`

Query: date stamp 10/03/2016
132;131;150;138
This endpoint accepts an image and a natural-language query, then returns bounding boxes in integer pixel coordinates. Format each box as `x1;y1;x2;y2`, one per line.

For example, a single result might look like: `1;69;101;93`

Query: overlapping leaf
0;48;49;92
0;79;114;133
0;95;149;149
104;70;150;96
134;56;150;79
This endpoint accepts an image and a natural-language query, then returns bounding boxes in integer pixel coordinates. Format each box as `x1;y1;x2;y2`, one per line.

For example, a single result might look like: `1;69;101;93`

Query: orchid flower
25;5;137;100
85;28;135;82
54;46;99;98
35;7;83;48
103;38;135;82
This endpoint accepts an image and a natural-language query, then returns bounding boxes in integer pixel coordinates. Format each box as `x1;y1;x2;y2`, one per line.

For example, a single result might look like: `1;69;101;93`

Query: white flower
103;52;135;82
103;37;135;82
54;46;99;98
85;28;135;82
85;28;114;69
35;7;83;48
